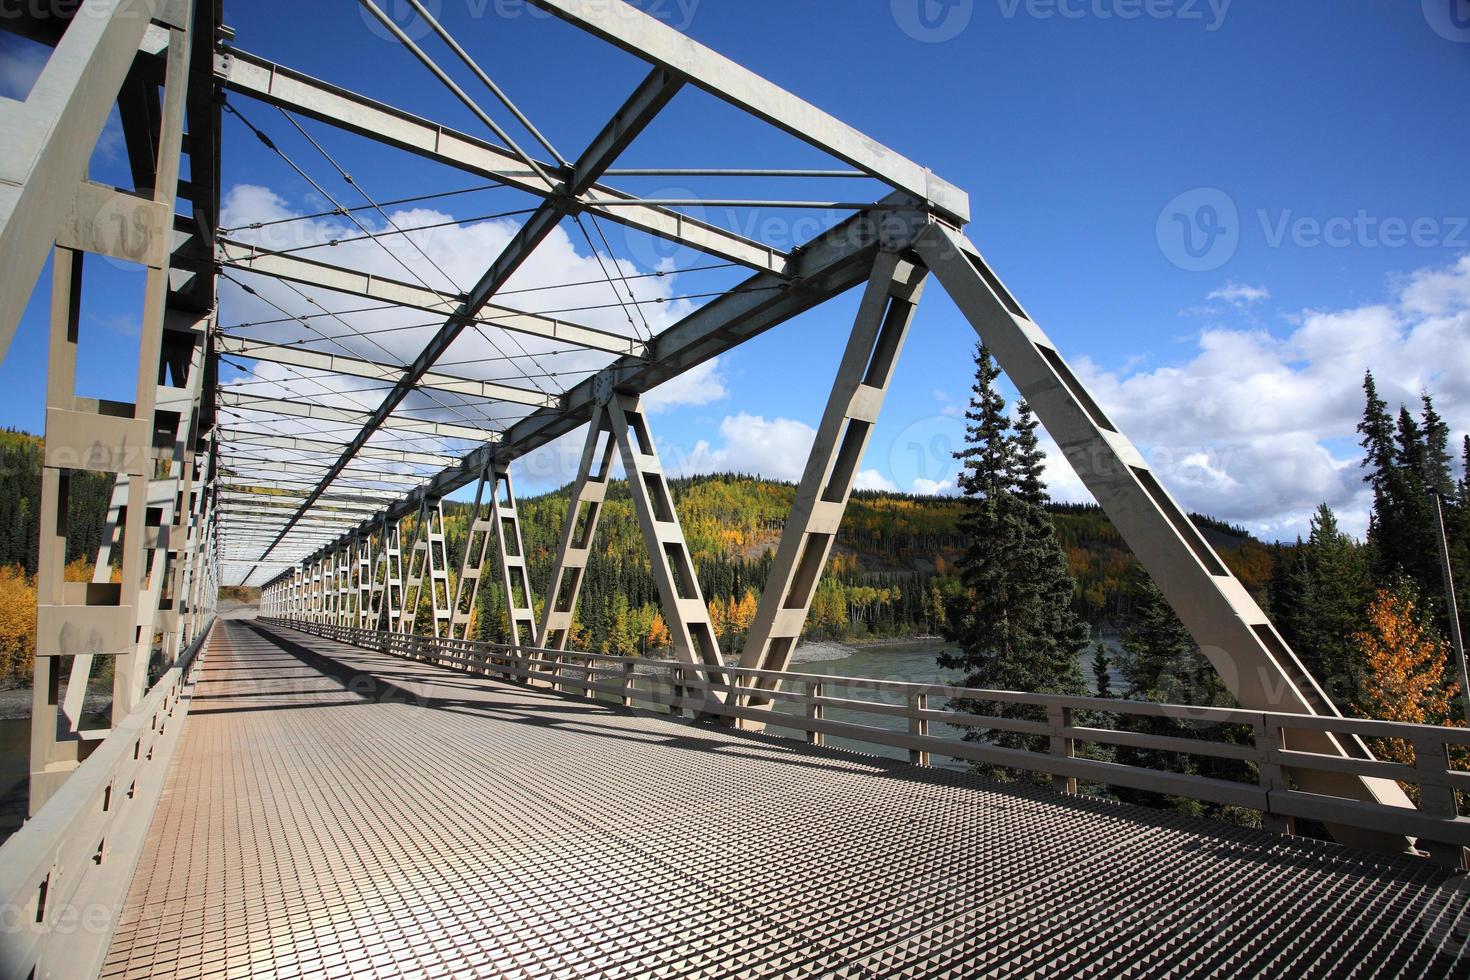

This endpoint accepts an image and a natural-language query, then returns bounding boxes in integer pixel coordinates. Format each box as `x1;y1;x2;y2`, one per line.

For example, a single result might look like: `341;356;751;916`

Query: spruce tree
1421;394;1455;499
1392;405;1440;605
941;345;1087;774
1294;504;1372;705
1459;436;1470;506
1091;643;1113;698
1358;371;1396;524
1012;399;1048;509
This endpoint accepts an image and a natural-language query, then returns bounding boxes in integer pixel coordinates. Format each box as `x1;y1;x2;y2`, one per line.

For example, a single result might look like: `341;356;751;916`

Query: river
764;637;1123;769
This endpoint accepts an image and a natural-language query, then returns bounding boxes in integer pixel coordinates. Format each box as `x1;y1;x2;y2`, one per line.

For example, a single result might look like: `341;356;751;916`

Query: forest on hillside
0;426;1280;678
437;473;1277;658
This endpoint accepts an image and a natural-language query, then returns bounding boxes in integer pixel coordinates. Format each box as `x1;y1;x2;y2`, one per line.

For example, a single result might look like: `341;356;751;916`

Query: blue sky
2;0;1468;549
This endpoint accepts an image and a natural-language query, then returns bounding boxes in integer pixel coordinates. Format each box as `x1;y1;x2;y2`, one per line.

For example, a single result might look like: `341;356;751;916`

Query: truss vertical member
606;391;725;702
449;463;497;642
537;410;618;651
492;470;537;648
739;253;928;691
357;528;376;629
912;221;1413;850
451;462;536;646
28;13;217;811
376;515;406;633
400;498;451;638
0;0;169;358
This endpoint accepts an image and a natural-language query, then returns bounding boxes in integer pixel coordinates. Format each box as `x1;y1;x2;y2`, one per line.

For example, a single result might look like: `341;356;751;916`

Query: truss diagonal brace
537;411;618;651
605;393;725;699
525;0;969;223
912;221;1412;850
739;252;927;684
243;66;683;574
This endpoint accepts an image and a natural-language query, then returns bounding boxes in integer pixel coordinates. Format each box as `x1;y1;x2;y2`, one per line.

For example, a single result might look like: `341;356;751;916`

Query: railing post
807;681;823;746
671;666;685;718
1048;704;1077;794
908;692;929;766
621;661;635;708
1412;734;1467;869
1255;718;1295;836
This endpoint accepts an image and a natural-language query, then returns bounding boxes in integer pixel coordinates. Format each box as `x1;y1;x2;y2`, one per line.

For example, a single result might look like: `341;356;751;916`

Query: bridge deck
100;620;1468;979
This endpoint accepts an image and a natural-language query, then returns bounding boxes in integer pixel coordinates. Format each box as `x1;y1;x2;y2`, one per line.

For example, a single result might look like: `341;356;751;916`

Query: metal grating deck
100;620;1470;979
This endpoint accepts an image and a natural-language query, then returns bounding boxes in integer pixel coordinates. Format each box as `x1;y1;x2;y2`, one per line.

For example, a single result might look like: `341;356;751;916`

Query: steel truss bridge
0;1;1466;977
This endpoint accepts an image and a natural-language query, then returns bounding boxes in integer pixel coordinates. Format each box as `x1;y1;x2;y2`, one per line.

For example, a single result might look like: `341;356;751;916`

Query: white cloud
854;469;899;492
1069;255;1470;539
677;413;816;483
643;357;728;412
1208;282;1271;306
912;477;958;496
214;182;698;472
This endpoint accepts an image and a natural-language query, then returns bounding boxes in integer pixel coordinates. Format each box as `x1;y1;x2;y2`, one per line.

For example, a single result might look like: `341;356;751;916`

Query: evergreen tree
1459;436;1470;505
1421;394;1454;499
1012;399;1048;509
940;346;1087;776
1273;504;1372;706
1357;371;1397;527
1091;643;1113;698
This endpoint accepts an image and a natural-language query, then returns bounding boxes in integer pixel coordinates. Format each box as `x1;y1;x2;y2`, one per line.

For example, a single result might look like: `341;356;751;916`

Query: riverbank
0;687;112;721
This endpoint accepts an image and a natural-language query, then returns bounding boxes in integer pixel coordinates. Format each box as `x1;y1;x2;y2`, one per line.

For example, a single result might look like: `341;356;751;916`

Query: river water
764;637;1123;769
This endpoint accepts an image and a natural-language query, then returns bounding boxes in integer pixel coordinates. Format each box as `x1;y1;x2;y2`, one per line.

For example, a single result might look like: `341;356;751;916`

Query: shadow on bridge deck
101;620;1469;979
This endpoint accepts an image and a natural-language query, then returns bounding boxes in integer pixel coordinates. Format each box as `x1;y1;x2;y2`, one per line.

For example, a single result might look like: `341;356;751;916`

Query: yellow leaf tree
0;565;37;687
1353;586;1456;779
1354;587;1452;725
646;613;671;652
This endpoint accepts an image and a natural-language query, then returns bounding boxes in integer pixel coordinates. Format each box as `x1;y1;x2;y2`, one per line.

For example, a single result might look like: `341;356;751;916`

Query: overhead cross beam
244;64;686;572
217;389;496;442
217;332;562;408
217;428;454;466
216;239;648;357
215;50;789;274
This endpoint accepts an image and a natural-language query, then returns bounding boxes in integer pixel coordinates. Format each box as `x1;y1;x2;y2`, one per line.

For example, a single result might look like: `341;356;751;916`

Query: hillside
439;473;1277;653
0;430;1279;655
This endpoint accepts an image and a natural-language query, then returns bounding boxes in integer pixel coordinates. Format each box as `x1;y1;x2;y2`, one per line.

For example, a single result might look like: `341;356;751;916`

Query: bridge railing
269;619;1470;861
0;616;214;980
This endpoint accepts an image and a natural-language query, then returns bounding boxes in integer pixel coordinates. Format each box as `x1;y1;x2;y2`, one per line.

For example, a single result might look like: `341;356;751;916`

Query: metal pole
1429;490;1469;725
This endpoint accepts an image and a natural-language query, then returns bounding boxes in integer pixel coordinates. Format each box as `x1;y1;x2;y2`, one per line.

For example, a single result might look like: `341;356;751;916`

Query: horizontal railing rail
0;616;215;980
268;618;1470;863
